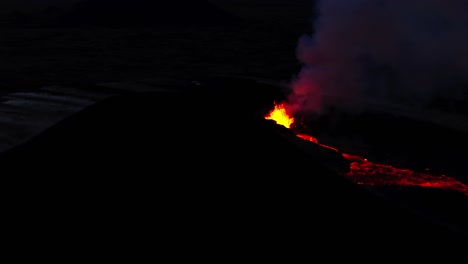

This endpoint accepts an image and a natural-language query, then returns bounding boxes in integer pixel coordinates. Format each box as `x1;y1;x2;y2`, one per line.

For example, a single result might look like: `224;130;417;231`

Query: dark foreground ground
1;76;466;259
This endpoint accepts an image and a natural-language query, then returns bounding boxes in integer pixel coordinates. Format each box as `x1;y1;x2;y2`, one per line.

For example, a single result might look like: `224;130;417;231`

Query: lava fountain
265;103;468;196
265;103;295;129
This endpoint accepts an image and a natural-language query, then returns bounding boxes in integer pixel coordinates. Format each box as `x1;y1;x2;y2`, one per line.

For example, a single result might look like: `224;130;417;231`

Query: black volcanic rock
1;78;466;256
50;0;241;28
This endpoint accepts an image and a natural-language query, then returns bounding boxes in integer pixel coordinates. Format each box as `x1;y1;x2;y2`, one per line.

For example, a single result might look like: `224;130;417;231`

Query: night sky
0;0;281;13
0;0;79;14
0;0;313;21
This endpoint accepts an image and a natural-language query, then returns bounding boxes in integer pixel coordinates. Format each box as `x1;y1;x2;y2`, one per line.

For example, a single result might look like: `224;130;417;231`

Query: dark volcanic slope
51;0;240;28
2;79;466;256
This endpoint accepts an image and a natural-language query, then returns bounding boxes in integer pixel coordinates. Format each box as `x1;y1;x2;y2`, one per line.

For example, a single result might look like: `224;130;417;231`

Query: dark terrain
2;77;467;257
1;0;467;258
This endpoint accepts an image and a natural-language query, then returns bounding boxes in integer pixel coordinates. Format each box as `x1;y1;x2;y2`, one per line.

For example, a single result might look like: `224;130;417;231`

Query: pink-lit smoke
286;0;468;115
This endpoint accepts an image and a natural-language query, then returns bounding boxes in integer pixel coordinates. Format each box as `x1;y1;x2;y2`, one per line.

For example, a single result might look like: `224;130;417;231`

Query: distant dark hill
49;0;241;28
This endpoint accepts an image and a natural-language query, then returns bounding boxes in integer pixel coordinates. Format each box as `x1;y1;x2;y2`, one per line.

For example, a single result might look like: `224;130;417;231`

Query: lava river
265;103;468;196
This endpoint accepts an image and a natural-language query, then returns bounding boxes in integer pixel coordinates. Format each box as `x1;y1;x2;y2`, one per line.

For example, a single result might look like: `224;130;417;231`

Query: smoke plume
286;0;468;115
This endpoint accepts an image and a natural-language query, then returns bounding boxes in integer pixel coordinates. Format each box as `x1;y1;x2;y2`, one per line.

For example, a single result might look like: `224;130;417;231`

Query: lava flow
265;103;468;196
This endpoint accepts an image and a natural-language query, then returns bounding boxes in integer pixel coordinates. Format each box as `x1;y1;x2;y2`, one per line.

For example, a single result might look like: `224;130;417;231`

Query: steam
286;0;468;115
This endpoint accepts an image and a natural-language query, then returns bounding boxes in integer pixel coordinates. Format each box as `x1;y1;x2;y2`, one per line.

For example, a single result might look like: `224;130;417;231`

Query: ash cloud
286;0;468;115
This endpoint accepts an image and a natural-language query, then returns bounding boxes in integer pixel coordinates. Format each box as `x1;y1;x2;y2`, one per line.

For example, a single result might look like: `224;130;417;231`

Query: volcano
2;76;467;255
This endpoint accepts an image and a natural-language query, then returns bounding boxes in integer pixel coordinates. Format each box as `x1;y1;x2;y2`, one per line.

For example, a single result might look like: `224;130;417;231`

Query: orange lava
265;103;294;128
296;134;318;143
265;103;468;196
296;134;339;152
342;153;468;195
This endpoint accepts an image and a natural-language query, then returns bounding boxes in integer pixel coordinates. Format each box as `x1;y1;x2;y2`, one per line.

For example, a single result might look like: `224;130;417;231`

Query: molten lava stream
265;103;468;196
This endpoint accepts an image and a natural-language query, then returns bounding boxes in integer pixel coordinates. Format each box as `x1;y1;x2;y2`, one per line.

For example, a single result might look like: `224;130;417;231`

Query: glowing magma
265;103;294;128
265;103;468;196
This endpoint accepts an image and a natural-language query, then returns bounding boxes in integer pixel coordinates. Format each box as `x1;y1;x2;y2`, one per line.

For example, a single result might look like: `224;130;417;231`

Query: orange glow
265;102;468;196
342;153;468;196
296;134;339;152
296;134;318;143
265;103;294;128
